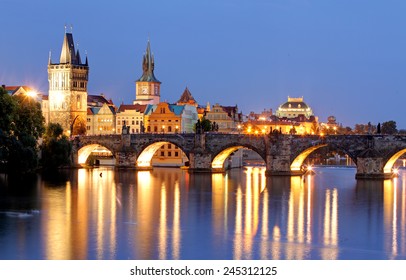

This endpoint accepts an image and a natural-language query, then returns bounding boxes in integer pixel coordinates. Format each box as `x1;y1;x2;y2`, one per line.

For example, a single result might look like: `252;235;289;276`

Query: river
0;166;405;260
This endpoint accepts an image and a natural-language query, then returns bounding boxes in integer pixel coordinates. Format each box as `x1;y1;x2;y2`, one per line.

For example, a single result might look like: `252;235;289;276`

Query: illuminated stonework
47;31;89;135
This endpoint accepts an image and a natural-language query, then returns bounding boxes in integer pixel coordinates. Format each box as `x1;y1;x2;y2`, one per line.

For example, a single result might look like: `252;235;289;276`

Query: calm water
0;166;405;260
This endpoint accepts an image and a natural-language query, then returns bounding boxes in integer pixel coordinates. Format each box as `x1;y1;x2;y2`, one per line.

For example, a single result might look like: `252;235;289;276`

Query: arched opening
383;148;406;174
73;116;86;136
290;144;356;173
290;144;327;172
78;144;115;166
212;146;265;170
137;141;189;169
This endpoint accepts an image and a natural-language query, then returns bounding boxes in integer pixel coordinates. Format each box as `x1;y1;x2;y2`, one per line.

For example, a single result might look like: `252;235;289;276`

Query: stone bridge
71;133;406;179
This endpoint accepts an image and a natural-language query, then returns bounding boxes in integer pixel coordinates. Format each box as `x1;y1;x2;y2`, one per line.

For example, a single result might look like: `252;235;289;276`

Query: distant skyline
1;0;406;128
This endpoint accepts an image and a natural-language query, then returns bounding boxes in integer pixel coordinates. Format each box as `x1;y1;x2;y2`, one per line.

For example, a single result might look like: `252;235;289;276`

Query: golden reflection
134;169;184;259
44;181;72;259
271;225;281;259
286;176;307;259
136;170;155;259
159;183;167;259
212;173;228;244
260;187;269;259
306;175;312;244
234;187;243;259
233;167;265;259
402;174;406;255
321;188;338;260
384;178;398;258
42;168;119;259
172;182;181;259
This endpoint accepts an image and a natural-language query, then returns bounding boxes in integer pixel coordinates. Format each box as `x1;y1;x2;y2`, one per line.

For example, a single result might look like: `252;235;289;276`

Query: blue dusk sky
1;0;405;128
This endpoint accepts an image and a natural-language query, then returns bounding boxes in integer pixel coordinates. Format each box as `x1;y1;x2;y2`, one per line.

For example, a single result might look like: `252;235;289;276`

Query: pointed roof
177;87;197;106
137;40;160;83
60;33;77;64
56;32;87;66
76;49;82;64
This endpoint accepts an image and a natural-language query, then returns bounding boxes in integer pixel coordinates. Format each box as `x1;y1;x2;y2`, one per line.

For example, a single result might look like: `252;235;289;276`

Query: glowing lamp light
26;90;37;98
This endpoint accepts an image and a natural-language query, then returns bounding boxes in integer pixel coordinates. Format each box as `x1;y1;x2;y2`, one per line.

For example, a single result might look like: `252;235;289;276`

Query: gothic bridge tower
133;40;161;105
48;30;89;135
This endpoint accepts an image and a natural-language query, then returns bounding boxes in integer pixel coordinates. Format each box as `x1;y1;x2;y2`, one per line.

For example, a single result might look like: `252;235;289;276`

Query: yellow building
144;102;198;166
204;103;242;132
116;104;147;134
86;103;116;135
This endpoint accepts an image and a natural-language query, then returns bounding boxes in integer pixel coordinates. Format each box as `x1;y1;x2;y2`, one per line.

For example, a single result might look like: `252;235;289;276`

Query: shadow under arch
383;148;406;174
136;141;189;168
78;144;114;165
211;145;265;170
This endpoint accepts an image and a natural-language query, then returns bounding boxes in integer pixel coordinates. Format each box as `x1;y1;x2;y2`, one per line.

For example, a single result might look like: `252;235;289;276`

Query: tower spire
59;28;77;64
137;40;159;82
48;50;52;65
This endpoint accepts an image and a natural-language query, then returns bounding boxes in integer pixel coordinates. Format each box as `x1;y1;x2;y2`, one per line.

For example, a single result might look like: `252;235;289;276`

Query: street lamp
26;90;38;99
175;125;179;133
162;125;165;134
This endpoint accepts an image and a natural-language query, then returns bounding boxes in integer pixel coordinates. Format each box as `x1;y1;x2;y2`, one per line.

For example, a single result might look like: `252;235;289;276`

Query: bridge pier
265;135;304;176
115;151;137;168
188;151;213;173
355;157;394;179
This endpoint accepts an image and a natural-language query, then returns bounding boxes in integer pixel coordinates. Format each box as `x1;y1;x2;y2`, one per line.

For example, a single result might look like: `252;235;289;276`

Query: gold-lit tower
48;30;89;135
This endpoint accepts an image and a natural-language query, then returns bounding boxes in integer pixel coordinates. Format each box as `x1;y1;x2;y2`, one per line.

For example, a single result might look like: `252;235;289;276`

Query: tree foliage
381;120;397;135
195;117;213;132
0;87;45;174
41;123;72;170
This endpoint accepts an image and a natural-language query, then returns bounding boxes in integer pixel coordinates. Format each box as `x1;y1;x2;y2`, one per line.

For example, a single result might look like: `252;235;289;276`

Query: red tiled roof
117;104;147;113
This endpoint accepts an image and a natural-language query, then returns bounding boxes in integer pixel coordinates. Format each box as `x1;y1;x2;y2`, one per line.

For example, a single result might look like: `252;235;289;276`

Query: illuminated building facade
243;96;318;135
204;103;242;132
116;104;147;134
275;96;314;119
144;101;198;166
47;31;89;135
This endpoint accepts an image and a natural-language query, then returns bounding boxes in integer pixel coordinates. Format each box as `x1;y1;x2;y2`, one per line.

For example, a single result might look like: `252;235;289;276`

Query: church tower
48;30;89;135
134;40;161;105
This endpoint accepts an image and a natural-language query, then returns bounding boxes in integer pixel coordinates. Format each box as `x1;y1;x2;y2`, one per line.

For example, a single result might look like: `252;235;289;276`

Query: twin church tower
47;30;160;134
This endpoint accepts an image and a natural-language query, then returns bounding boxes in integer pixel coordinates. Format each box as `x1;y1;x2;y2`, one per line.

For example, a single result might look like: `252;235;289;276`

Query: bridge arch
290;142;357;172
136;140;189;169
383;148;406;174
211;144;265;170
78;144;115;165
290;144;327;172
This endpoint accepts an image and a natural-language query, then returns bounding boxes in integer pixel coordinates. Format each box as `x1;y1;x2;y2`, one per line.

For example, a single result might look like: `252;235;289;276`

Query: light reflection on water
0;167;406;259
